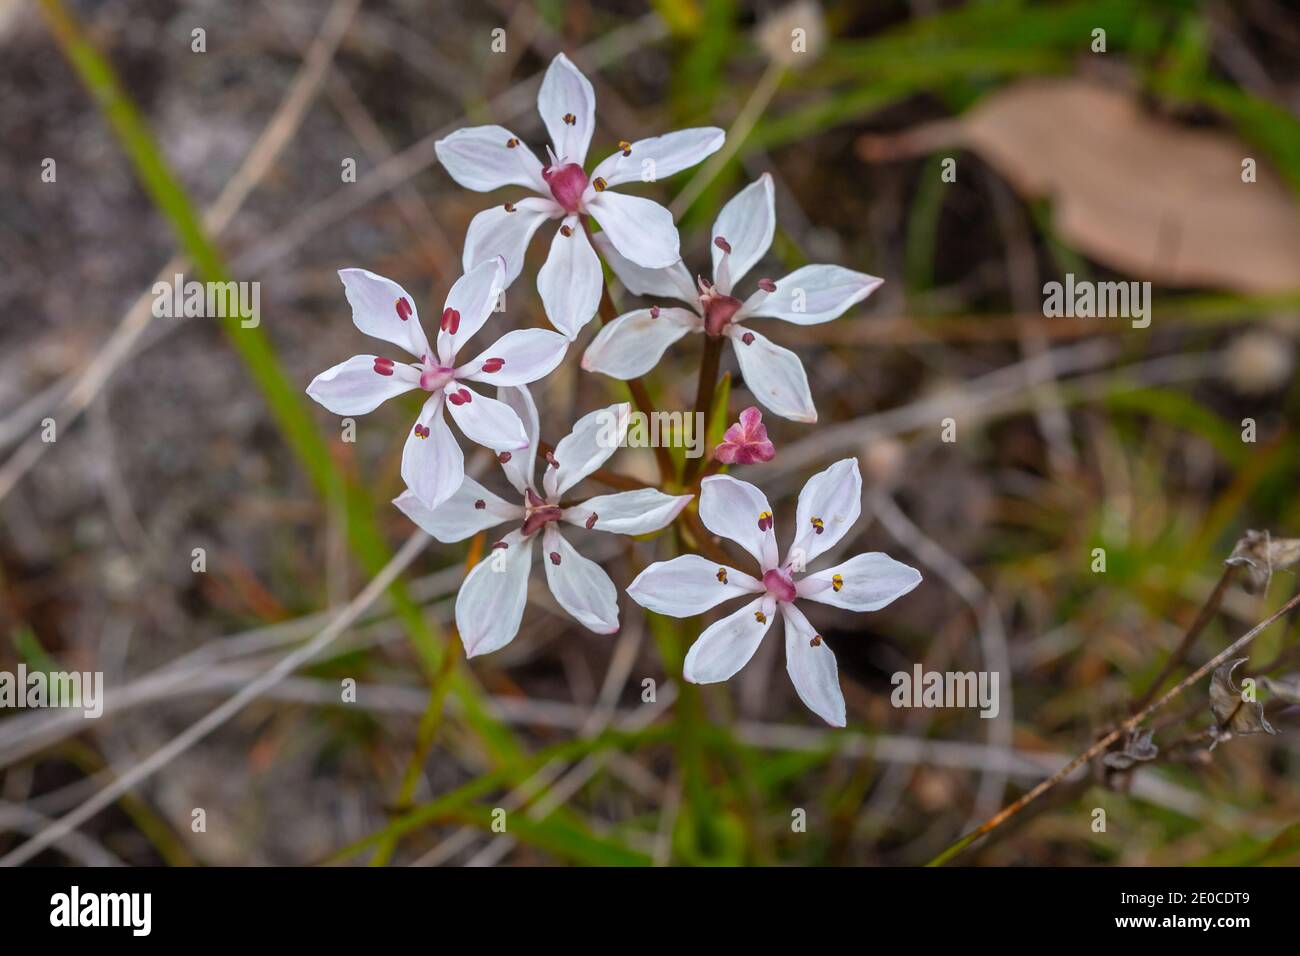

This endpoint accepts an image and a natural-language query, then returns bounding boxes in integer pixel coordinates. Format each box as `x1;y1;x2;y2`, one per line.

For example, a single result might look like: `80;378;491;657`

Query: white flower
434;53;725;339
394;387;693;657
307;258;569;512
582;173;882;423
626;459;920;726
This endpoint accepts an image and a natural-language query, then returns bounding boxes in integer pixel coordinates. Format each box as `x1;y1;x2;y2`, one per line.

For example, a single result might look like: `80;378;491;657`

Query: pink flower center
521;487;564;537
419;364;456;392
762;567;797;604
701;286;743;337
542;162;589;214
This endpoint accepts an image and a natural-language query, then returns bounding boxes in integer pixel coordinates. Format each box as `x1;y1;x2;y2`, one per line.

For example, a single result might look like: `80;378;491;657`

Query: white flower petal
455;530;535;657
538;53;595;165
564;488;691;536
458;328;569;386
782;602;846;727
306;354;418;415
712;173;775;295
434;125;548;194
463;197;561;287
497;385;540;495
741;264;883;326
436;257;507;362
543;402;630;498
401;394;464;511
588;127;725;189
797;552;922;612
338;269;432;360
699;474;779;570
586;191;680;269
541;525;619;633
392;479;519;544
626;554;761;617
537;215;602;338
580;307;699;379
445;384;529;453
590;232;697;303
788;458;862;568
683;595;775;684
728;324;817;423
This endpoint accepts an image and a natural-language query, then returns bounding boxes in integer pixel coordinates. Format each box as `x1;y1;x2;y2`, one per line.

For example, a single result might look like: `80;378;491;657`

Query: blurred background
1;0;1299;866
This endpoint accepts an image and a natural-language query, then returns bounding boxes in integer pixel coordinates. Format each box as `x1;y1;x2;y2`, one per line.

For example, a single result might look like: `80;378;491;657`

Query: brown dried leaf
1262;674;1300;706
895;79;1300;292
1225;529;1300;594
1103;728;1159;770
1209;658;1275;738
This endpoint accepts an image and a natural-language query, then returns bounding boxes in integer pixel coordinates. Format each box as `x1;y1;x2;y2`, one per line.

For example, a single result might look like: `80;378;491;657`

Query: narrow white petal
542;526;619;633
435;125;548;194
788;458;863;568
455;530;535;657
463;198;560;286
459;328;569;386
797;552;922;612
545;402;630;497
590;231;697;303
564;488;691;536
782;602;846;727
626;554;761;617
728;325;817;423
445;384;529;453
586;191;680;269
338;269;432;360
580;307;699;379
712;174;775;294
538;53;595;165
392;480;519;544
497;385;540;495
588;127;725;188
436;257;507;362
699;474;779;570
741;264;883;326
306;355;418;415
537;215;602;338
401;394;464;511
683;595;775;684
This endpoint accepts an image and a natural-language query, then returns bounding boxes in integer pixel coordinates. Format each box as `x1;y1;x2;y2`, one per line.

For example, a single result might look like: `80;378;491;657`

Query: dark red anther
412;424;430;439
714;236;732;254
498;451;512;464
440;307;461;334
480;357;505;374
491;540;508;551
549;551;561;565
757;278;777;293
545;451;559;468
474;499;486;510
373;357;395;376
585;513;597;529
395;297;413;321
741;332;755;345
650;306;660;319
447;388;473;406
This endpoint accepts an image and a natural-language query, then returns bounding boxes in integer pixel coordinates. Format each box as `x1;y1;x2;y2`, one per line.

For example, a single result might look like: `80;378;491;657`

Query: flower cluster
306;53;918;725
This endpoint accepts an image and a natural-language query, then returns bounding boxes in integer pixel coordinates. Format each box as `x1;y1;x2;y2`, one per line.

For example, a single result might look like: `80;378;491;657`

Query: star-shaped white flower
434;53;725;339
307;258;569;511
626;459;920;726
582;173;883;423
395;387;693;658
